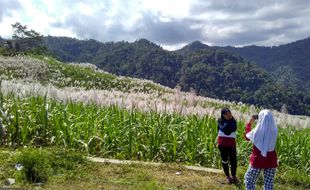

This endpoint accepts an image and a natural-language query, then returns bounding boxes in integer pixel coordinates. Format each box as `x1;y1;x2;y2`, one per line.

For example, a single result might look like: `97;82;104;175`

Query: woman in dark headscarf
217;108;239;184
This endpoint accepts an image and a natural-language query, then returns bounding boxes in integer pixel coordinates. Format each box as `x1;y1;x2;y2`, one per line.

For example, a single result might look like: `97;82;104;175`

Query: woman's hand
249;116;255;125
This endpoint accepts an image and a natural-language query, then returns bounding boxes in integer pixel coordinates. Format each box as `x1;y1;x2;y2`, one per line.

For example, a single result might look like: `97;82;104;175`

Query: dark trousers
218;145;237;177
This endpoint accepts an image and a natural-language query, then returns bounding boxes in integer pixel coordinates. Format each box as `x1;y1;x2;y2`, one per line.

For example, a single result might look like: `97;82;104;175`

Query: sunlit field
0;55;309;188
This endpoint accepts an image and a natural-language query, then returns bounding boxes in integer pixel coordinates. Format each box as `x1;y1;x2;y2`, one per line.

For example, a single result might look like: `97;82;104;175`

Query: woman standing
217;108;239;184
244;110;278;190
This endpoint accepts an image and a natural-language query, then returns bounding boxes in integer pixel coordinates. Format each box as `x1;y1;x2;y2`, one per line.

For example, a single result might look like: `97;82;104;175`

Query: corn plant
0;92;309;175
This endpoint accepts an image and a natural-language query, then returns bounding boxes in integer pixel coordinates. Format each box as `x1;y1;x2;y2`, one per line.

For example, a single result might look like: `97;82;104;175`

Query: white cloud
0;0;309;48
161;42;188;51
139;0;192;18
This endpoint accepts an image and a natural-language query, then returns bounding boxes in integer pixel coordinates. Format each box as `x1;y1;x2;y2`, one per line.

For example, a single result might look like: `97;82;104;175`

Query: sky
0;0;310;50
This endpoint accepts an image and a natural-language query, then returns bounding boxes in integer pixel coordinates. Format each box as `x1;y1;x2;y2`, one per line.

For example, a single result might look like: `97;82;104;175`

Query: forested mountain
176;41;209;56
223;38;310;91
177;39;310;92
43;36;310;115
44;36;102;62
176;48;309;115
45;37;182;87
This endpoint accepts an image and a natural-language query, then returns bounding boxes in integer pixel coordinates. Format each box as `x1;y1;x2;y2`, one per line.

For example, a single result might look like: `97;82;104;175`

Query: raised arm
245;117;255;141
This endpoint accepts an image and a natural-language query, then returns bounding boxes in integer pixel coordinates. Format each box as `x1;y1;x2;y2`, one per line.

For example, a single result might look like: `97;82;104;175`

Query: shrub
49;147;86;173
16;148;51;183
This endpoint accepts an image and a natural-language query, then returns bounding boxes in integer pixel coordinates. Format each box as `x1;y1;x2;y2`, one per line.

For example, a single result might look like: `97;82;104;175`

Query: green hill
223;37;310;91
44;37;182;88
43;37;310;115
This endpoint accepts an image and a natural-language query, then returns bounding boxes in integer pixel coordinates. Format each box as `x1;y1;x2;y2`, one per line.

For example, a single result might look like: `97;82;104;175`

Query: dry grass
0;148;308;190
43;163;308;190
44;163;234;190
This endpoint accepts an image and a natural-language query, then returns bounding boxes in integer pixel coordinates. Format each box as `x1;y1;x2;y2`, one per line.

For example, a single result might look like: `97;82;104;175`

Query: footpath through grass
0;147;309;190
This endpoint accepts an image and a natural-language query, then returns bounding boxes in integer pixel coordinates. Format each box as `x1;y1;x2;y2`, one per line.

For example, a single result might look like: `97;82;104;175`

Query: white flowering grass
0;55;171;94
2;55;308;128
0;85;309;174
0;79;308;128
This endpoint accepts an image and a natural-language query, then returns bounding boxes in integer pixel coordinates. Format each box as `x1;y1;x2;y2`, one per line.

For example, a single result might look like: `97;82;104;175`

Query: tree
12;22;42;40
8;22;46;54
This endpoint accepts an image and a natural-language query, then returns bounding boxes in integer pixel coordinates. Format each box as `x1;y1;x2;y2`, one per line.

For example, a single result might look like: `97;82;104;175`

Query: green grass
0;147;87;186
0;148;308;189
0;92;309;188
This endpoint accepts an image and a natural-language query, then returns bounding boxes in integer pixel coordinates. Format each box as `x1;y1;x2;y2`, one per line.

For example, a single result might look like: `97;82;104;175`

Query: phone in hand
252;115;258;120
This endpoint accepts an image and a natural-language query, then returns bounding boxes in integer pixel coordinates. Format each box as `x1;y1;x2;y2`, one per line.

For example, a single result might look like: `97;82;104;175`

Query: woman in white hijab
244;109;278;190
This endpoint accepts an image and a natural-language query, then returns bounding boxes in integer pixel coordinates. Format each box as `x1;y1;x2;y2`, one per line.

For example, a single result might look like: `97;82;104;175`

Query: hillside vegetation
1;55;308;128
223;37;310;91
0;55;309;188
43;36;310;116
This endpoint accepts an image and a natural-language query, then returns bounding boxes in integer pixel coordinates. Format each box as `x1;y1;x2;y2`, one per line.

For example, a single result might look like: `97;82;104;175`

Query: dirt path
87;157;223;174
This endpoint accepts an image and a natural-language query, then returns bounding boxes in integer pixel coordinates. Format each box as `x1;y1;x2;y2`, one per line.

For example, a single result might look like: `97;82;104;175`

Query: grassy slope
2;55;309;129
0;55;171;94
0;55;309;189
45;164;308;190
0;149;308;190
0;55;256;111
